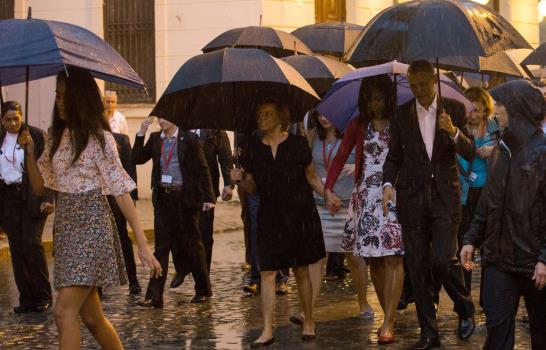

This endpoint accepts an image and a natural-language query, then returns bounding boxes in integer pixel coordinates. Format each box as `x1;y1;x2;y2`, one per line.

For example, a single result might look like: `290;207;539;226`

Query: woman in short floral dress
21;67;161;349
325;74;404;345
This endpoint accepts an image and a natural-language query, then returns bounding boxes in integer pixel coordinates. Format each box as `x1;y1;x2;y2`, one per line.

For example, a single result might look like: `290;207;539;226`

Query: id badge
469;172;478;182
321;177;327;183
161;175;173;184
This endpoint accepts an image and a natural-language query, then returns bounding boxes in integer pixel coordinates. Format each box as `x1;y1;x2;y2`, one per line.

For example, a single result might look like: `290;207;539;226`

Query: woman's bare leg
346;253;373;314
293;265;316;336
370;258;386;312
380;256;404;337
255;270;276;342
79;287;124;349
55;286;93;349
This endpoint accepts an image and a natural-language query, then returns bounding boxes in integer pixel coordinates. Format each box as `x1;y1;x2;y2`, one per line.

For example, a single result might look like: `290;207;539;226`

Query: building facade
0;0;541;197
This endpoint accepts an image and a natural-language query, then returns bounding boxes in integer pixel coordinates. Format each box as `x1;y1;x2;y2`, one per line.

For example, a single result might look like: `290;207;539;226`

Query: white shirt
190;129;201;137
0;132;24;185
108;110;129;135
416;96;437;160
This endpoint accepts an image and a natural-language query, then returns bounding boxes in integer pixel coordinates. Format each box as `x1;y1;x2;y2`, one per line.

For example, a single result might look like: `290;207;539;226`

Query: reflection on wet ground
0;231;532;349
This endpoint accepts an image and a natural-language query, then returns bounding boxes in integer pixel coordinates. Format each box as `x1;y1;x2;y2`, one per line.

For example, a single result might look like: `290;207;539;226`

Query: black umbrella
345;0;531;107
151;48;319;132
281;55;353;97
438;51;529;78
346;0;531;65
522;42;546;66
291;22;364;59
201;26;312;58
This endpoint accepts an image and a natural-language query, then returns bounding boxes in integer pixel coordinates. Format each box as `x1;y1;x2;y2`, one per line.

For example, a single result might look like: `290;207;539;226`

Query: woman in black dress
231;99;326;347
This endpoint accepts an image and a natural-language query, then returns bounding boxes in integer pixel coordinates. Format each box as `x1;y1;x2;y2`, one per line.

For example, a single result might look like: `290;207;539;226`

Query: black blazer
383;97;474;226
132;130;215;210
112;132;138;200
197;129;233;198
0;124;53;219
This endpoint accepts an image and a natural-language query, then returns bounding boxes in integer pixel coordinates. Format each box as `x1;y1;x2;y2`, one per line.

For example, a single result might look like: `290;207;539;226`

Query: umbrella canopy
291;22;364;59
151;48;320;132
201;26;312;58
0;17;144;88
315;61;474;131
522;42;546;66
281;55;353;97
437;50;531;78
345;0;531;67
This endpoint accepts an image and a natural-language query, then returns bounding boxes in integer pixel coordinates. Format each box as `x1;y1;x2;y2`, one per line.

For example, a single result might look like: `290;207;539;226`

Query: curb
0;225;243;260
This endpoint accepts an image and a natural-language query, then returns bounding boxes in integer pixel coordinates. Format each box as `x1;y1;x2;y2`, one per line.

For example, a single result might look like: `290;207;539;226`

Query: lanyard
2;136;18;168
322;139;338;171
161;138;177;171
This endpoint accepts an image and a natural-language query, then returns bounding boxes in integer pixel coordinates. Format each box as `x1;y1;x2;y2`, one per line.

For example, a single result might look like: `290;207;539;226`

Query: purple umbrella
315;61;474;131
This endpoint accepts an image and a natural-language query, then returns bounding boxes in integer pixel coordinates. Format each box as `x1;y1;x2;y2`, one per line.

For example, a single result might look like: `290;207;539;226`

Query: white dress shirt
108;110;129;135
416;96;438;160
0;132;24;184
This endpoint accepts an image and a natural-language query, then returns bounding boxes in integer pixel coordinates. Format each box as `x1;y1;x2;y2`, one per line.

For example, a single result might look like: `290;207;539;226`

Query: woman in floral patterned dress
325;74;404;345
20;67;161;349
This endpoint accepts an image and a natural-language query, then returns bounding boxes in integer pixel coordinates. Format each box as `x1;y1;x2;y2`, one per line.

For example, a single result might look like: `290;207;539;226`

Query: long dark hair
357;74;396;123
310;110;342;140
50;67;110;164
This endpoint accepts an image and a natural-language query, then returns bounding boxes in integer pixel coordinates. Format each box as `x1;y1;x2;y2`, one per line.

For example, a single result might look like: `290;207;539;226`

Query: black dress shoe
137;299;163;309
129;284;142;295
458;317;475;340
13;305;33;313
190;295;210;304
397;297;414;310
33;303;51;312
170;273;186;289
410;337;441;349
250;337;275;348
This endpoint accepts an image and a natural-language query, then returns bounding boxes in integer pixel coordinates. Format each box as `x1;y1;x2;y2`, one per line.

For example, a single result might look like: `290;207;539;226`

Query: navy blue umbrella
151;48;319;132
291;22;364;59
0;9;145;120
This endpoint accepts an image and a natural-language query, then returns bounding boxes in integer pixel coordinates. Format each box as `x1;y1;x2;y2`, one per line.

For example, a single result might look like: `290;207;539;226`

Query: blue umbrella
0;8;145;120
315;61;474;131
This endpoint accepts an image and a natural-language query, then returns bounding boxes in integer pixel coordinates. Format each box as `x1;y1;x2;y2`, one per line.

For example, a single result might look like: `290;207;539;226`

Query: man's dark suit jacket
132;130;215;211
383;97;474;226
197;129;233;199
112;132;138;200
0;125;53;218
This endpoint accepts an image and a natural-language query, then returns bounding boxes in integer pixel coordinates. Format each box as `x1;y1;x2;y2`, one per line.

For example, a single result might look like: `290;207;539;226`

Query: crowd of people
0;59;545;350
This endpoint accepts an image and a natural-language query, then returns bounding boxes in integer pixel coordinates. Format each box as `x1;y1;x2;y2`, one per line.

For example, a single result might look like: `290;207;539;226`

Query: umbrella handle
436;57;443;113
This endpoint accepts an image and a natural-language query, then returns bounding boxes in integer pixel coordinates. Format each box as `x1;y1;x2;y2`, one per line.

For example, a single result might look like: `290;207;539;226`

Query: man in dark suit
0;101;52;313
107;132;140;295
133;117;215;308
170;129;234;288
382;60;475;349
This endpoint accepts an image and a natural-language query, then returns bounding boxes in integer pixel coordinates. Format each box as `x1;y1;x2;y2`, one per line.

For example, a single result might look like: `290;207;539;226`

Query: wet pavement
0;230;533;349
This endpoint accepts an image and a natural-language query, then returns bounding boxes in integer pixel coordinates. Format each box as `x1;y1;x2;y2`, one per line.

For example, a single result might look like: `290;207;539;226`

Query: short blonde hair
464;87;494;120
104;90;118;100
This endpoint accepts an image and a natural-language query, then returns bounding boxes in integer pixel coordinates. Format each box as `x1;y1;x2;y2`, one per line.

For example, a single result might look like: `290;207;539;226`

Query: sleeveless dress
342;123;404;257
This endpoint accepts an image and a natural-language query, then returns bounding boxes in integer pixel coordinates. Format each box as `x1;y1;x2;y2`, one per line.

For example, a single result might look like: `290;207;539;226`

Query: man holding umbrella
382;60;475;349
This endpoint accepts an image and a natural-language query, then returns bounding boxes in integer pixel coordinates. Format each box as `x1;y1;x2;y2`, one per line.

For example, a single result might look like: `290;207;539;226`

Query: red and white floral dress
342;123;404;257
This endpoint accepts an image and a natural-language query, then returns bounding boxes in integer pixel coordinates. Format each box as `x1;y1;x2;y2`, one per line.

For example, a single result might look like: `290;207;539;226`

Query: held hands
476;145;494;158
221;186;233;201
40;202;55;215
325;189;341;215
381;185;395;217
230;168;243;183
341;164;356;177
137;244;162;278
532;261;546;290
138;117;154;136
460;244;475;271
203;202;215;211
438;111;457;137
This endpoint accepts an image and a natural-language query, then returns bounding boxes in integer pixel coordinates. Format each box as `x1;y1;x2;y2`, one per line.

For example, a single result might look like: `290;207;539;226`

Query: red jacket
325;118;368;192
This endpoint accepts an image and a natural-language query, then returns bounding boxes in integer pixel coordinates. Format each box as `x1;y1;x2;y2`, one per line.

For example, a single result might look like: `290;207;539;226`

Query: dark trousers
400;254;442;304
145;190;211;303
200;208;214;272
238;187;251;264
457;186;483;293
402;186;474;338
107;197;139;287
1;188;51;307
326;253;348;277
482;266;546;350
